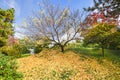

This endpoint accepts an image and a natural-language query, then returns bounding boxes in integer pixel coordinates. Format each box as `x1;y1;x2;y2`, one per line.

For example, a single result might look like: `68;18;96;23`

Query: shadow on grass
66;47;102;58
66;47;120;64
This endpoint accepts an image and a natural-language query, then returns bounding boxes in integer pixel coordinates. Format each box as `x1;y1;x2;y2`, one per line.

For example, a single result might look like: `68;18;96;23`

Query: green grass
67;47;120;65
21;53;30;58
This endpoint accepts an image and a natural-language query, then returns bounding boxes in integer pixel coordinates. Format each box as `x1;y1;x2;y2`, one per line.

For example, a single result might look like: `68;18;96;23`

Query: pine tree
0;8;14;47
84;0;120;18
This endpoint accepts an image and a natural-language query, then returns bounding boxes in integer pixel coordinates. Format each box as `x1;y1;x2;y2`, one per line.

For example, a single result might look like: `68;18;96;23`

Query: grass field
68;47;120;64
17;48;120;80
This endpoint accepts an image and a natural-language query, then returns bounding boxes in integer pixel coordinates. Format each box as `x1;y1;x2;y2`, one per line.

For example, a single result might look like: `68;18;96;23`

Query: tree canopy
85;12;117;26
83;0;120;56
85;0;120;18
0;8;14;47
84;23;116;56
22;0;84;52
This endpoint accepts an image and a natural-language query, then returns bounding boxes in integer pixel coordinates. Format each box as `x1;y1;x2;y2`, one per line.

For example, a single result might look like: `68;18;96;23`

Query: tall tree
85;0;120;18
23;0;84;52
0;8;14;47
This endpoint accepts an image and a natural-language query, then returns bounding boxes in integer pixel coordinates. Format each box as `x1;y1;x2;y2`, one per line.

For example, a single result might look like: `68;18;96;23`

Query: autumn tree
0;8;14;47
81;11;117;37
84;0;120;34
84;12;117;26
83;0;120;56
84;0;119;29
23;0;83;52
83;11;118;56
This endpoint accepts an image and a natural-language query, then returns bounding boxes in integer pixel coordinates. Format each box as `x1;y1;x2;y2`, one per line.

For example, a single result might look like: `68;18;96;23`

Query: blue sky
0;0;94;38
0;0;94;25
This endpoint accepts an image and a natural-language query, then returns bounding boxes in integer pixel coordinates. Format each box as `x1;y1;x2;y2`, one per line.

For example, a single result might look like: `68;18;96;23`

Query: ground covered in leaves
17;49;120;80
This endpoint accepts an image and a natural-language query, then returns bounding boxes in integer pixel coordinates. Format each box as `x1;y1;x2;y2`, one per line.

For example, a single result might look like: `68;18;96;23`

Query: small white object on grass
29;48;34;54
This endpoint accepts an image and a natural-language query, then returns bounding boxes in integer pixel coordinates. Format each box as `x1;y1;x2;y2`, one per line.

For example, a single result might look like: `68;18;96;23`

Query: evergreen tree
85;0;120;18
0;8;14;47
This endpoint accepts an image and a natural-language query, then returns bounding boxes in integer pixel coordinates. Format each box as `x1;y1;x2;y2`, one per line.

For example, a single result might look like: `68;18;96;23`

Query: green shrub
1;44;22;58
34;45;42;53
19;45;30;54
0;53;23;80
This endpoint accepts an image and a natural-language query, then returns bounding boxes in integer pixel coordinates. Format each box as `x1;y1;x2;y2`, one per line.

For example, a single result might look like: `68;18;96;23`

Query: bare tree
24;0;84;52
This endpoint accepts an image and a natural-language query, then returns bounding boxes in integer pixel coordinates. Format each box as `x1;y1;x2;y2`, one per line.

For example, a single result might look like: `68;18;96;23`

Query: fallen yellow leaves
17;49;120;80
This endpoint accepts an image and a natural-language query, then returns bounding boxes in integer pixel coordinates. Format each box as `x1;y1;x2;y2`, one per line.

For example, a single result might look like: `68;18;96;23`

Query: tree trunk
101;45;104;57
74;43;76;48
60;45;64;52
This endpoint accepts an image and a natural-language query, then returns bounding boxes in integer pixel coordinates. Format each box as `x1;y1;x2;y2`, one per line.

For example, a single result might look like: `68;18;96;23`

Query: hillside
17;49;120;80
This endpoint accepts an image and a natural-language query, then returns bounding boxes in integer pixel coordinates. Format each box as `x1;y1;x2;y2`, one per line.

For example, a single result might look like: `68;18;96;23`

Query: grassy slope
17;49;120;80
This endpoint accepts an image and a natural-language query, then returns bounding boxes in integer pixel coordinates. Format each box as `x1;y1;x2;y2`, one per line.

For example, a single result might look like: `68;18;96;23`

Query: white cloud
3;0;21;17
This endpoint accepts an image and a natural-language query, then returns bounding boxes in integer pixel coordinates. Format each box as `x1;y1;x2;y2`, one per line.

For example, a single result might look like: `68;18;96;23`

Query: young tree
23;0;84;52
0;8;14;47
84;23;116;57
